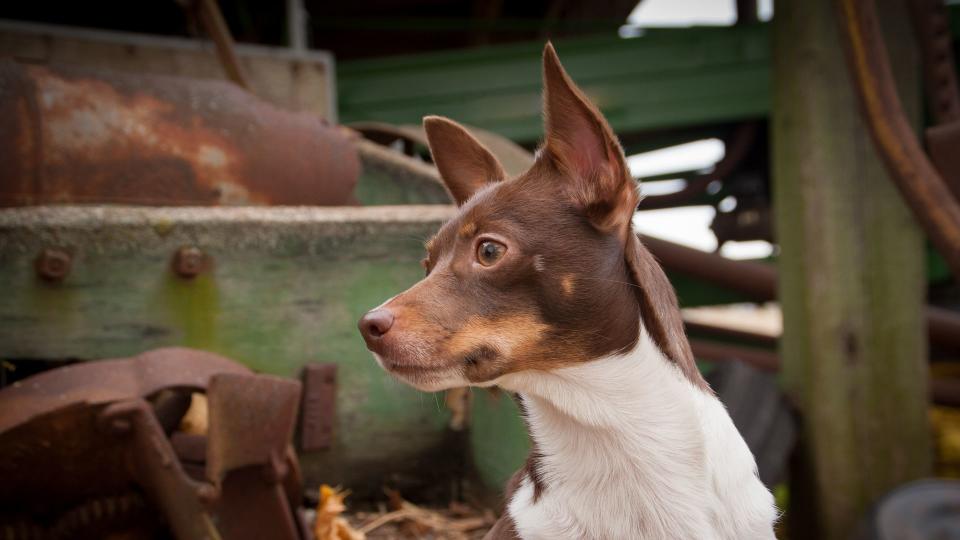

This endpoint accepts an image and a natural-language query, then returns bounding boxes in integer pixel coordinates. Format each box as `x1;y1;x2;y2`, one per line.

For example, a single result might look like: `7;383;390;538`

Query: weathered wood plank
772;0;932;537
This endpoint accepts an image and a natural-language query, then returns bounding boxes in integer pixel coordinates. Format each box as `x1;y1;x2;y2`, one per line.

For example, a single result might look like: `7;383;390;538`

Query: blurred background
0;0;958;539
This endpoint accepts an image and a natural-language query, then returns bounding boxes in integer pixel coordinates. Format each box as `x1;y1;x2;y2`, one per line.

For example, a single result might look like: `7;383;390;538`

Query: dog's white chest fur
496;331;777;540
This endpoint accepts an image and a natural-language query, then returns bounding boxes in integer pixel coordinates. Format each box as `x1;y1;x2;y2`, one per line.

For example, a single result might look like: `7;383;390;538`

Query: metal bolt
35;248;72;282
172;246;207;278
109;418;132;434
96;406;132;436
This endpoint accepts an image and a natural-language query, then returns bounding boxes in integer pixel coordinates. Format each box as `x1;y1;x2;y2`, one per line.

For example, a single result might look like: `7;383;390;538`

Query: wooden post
772;0;932;538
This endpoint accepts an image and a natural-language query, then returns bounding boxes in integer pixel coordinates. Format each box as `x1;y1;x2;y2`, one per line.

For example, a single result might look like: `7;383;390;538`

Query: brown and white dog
358;43;777;540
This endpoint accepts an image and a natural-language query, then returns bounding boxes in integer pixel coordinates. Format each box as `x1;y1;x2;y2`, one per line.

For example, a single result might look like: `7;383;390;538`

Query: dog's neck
498;327;705;429
496;329;725;539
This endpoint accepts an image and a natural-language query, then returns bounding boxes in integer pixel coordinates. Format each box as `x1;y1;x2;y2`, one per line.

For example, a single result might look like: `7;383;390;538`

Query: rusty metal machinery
0;348;309;540
910;0;960;229
0;60;359;207
642;234;960;353
836;0;960;277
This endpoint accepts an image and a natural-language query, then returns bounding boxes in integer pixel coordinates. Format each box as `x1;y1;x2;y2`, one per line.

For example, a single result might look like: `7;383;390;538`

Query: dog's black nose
359;308;395;348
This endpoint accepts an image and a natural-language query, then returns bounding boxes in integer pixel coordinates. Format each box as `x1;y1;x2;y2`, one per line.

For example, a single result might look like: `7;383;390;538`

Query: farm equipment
0;348;308;539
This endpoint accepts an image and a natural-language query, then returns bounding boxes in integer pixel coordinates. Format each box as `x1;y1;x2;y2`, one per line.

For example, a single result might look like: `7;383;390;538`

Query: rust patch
0;61;359;207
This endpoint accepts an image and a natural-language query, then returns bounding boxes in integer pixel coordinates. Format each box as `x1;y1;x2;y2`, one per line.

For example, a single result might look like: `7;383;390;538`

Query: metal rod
736;0;759;25
689;339;779;372
196;0;250;90
931;378;960;407
927;305;960;352
287;0;308;52
642;234;960;351
640;234;777;301
638;122;758;211
684;320;778;348
692;338;960;406
907;0;960;126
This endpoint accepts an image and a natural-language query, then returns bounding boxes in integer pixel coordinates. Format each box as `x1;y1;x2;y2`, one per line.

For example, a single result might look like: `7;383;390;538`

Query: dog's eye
477;240;506;266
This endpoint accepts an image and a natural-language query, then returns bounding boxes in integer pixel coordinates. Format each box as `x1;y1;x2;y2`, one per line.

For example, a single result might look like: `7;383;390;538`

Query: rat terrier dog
359;43;777;540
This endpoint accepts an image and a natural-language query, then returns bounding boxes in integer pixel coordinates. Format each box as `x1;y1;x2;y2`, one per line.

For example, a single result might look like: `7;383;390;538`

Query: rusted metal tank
0;60;359;206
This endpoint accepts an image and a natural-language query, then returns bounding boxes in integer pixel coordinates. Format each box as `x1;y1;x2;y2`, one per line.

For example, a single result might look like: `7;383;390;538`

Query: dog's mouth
372;343;505;391
360;310;511;390
379;358;440;375
372;352;466;391
461;345;499;368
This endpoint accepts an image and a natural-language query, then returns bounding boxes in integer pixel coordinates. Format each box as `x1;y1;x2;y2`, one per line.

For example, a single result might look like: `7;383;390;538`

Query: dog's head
359;43;704;392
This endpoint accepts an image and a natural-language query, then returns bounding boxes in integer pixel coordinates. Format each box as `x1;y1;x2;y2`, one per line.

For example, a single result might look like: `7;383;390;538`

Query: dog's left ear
541;43;638;238
424;115;507;206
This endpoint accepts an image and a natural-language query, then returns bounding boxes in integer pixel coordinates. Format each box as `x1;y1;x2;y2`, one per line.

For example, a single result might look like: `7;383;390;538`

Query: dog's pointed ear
625;235;712;393
541;42;638;238
423;115;507;206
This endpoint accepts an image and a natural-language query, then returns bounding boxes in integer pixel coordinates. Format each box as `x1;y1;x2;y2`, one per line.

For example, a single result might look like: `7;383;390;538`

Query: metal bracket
299;363;337;451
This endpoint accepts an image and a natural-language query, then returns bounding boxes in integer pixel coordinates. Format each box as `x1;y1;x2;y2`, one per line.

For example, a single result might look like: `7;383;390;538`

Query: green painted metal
340;4;960;148
354;160;450;205
0;205;461;498
339;26;771;145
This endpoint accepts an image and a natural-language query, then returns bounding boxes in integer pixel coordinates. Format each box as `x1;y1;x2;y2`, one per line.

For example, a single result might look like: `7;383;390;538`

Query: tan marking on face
447;313;549;359
458;221;478;238
560;274;575;296
424;237;437;252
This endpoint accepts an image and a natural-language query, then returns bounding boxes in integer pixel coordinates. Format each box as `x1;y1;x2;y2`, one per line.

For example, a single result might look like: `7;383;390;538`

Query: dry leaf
315;485;365;540
359;489;493;539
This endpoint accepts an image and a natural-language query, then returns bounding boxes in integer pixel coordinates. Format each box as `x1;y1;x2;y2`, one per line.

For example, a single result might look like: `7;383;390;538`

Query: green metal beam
340;5;960;147
339;26;771;143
